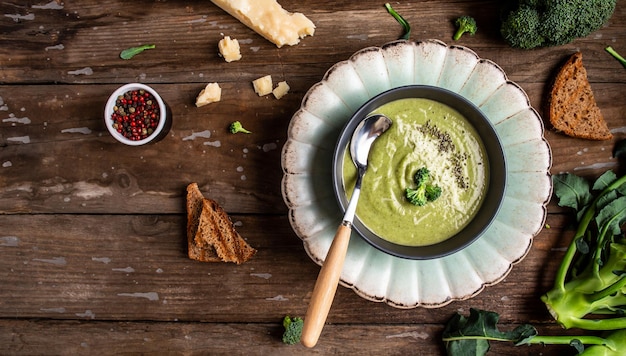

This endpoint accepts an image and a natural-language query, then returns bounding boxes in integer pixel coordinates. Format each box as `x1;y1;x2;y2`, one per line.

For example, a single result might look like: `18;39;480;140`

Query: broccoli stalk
541;171;626;331
229;121;251;134
605;46;626;69
453;16;477;41
281;315;303;345
443;308;626;355
405;167;442;206
384;3;411;40
443;165;626;355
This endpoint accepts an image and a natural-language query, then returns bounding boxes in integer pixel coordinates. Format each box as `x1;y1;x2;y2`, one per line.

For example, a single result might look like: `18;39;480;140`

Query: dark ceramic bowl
332;85;507;260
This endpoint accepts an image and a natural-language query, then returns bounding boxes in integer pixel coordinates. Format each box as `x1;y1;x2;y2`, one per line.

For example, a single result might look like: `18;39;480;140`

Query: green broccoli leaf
442;309;537;356
593;170;618;191
552;173;592;211
595;196;626;237
120;44;156;60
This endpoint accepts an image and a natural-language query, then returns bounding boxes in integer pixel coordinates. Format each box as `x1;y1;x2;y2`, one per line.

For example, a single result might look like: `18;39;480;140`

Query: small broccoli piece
405;167;442;206
426;185;442;201
406;187;427;206
605;46;626;69
282;315;303;345
500;0;617;49
453;16;477;41
414;167;430;186
229;121;251;134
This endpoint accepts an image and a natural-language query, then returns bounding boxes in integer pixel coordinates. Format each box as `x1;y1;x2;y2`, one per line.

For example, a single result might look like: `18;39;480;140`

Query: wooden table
1;1;625;354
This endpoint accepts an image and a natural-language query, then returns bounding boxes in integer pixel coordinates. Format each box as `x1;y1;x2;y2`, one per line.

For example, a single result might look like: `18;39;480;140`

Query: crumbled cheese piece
218;36;242;62
195;83;222;107
252;75;273;96
210;0;315;48
272;81;290;99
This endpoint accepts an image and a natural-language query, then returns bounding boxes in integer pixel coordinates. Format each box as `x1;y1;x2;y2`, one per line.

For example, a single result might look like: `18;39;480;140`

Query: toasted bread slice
186;183;221;262
547;52;612;140
186;183;256;264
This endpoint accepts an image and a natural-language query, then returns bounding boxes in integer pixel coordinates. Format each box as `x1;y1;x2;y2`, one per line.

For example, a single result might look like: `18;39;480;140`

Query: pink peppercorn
110;89;160;141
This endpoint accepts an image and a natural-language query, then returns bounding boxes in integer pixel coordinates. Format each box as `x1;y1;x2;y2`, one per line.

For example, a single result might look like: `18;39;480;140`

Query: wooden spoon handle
301;223;352;348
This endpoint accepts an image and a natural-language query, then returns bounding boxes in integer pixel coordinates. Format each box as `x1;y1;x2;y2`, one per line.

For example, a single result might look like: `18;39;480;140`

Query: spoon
301;114;392;348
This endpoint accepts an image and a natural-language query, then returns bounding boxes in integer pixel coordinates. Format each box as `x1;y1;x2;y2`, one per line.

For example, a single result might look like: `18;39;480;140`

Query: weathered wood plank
1;1;624;85
0;81;298;214
0;319;582;355
0;212;574;325
1;81;625;214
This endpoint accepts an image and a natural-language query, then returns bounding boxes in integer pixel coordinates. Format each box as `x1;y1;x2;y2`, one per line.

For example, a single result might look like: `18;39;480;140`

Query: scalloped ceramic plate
281;39;552;308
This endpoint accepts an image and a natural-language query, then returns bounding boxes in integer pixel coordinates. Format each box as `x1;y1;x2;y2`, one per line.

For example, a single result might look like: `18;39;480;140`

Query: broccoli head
405;167;442;206
229;121;251;134
453;16;477;41
281;315;303;345
425;185;442;201
406;187;428;206
500;0;617;49
500;6;545;50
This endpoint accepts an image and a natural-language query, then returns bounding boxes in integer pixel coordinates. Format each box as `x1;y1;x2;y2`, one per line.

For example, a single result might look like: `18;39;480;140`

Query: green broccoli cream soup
342;98;488;246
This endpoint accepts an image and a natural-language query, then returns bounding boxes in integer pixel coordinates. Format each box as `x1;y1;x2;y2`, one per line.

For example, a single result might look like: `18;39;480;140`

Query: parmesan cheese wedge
210;0;315;48
195;83;222;107
252;75;273;96
218;36;242;62
272;81;290;99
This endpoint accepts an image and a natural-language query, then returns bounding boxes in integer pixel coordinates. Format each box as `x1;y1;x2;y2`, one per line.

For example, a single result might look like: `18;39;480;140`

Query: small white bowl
104;83;167;146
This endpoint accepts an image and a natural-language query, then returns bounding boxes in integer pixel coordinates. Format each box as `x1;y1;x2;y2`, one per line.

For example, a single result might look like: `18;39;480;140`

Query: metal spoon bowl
301;114;392;348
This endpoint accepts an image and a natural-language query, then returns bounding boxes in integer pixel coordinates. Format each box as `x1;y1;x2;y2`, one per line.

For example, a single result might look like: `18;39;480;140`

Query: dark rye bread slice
186;183;221;262
547;52;612;140
186;183;256;264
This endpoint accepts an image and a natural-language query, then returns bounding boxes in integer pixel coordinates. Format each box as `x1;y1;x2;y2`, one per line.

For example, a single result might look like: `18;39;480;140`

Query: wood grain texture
1;0;626;354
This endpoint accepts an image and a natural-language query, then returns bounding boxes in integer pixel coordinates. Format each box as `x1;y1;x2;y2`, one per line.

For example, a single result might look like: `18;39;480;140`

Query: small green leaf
593;170;618;191
595;196;626;236
120;44;156;60
552;173;592;211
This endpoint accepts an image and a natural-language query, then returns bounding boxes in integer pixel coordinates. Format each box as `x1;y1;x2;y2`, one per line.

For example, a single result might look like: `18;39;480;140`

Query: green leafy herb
384;3;411;40
120;44;156;60
606;46;626;69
